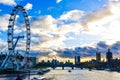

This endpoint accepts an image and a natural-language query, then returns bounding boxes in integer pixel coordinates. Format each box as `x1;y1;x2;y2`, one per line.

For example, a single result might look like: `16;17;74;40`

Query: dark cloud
30;41;120;58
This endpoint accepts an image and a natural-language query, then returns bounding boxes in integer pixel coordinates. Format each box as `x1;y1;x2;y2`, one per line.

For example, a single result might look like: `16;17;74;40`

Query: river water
43;68;120;80
1;67;120;80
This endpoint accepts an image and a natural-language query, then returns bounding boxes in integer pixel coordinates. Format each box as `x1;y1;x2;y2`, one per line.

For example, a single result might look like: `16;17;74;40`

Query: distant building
65;60;73;66
75;56;77;65
29;57;39;67
106;49;113;63
96;52;101;61
51;59;59;66
75;56;80;65
77;56;80;63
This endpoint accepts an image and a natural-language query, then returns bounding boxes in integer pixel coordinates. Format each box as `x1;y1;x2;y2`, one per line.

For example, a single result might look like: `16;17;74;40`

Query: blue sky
0;0;107;17
0;0;120;55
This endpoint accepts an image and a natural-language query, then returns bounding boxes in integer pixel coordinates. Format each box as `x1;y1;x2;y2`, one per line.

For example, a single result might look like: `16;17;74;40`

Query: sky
1;0;120;59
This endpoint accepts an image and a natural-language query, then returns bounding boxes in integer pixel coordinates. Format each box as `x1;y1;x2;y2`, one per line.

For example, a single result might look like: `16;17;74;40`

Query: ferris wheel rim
7;5;30;55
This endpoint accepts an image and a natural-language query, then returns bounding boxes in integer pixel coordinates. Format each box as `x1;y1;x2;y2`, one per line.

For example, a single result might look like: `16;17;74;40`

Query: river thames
43;68;120;80
1;68;120;80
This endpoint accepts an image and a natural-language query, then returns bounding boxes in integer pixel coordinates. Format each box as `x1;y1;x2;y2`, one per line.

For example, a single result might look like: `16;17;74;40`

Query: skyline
0;0;120;59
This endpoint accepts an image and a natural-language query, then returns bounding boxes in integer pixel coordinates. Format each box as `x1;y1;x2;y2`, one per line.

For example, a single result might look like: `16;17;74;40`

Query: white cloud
0;0;16;6
24;3;33;10
59;10;84;21
31;15;58;34
81;1;120;46
0;14;20;31
14;28;23;34
56;0;62;3
30;15;66;50
33;35;66;50
0;14;10;31
30;13;84;50
109;0;119;1
58;22;83;35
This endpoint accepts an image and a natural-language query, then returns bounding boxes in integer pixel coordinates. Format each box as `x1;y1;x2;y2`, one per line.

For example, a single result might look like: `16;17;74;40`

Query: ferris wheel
1;5;31;70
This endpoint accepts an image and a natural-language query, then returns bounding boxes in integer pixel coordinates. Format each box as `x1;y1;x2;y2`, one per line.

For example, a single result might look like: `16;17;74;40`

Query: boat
37;77;46;80
37;71;44;75
37;69;50;75
88;67;92;71
31;76;46;80
89;68;92;71
68;70;71;72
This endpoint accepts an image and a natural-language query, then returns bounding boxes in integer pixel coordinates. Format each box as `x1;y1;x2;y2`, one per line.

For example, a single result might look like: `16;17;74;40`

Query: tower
75;56;80;65
106;49;113;63
75;56;77;65
96;52;101;61
77;56;80;63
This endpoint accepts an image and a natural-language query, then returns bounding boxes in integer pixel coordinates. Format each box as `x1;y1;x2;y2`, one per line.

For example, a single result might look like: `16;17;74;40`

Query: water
1;67;120;80
43;67;120;80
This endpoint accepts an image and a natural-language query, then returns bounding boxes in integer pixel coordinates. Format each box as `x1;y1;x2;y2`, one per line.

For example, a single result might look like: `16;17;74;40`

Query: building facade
75;56;80;65
96;52;101;61
106;49;113;63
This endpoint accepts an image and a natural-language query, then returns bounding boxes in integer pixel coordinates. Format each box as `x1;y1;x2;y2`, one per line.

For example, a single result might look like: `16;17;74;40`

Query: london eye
0;5;31;71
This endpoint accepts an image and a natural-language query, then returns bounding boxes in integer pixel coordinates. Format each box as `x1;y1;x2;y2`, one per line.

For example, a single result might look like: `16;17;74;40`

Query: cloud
0;14;20;31
24;3;33;10
0;9;85;52
31;15;58;34
29;0;120;55
83;1;120;27
59;10;85;21
30;15;61;50
29;41;120;58
37;35;66;48
0;14;10;31
109;0;119;1
29;13;85;51
56;41;120;58
0;0;16;6
81;1;120;45
58;22;83;35
56;0;62;3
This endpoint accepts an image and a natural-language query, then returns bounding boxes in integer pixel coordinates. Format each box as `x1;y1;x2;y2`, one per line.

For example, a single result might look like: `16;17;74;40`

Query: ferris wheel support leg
16;63;20;71
0;55;9;69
